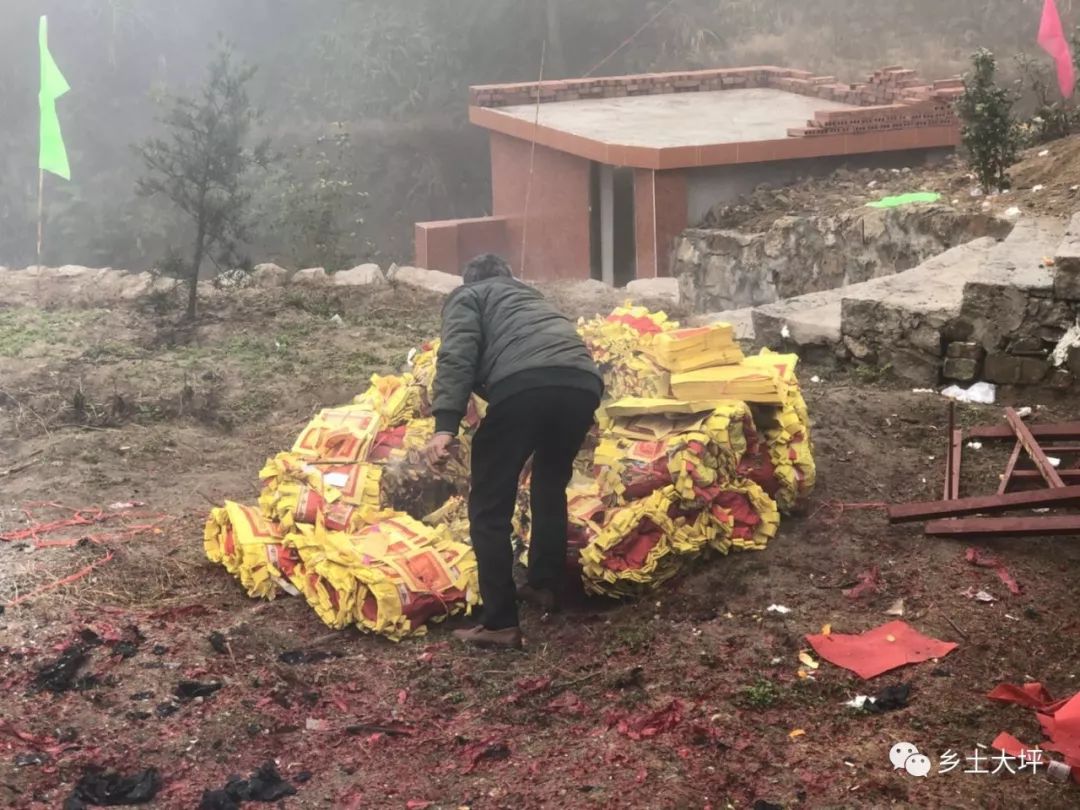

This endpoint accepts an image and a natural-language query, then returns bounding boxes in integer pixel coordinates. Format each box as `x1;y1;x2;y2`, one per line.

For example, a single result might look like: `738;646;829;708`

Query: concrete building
414;65;962;285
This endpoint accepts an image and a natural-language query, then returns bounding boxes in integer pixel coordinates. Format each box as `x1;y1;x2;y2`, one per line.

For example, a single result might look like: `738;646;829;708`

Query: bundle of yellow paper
648;323;744;373
204;501;303;600
577;305;676;400
579;487;713;597
285;513;478;639
671;362;787;404
205;307;815;630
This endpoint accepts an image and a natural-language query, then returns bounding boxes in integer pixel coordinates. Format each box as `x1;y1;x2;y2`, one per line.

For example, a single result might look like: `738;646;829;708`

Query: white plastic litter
1004;206;1022;220
911;388;936;394
330;313;344;327
1039;149;1050;157
941;381;997;404
1051;322;1080;367
1015;406;1034;419
781;324;791;339
1032;184;1045;193
966;441;983;450
885;598;906;617
846;696;871;709
811;375;822;384
1049;457;1062;468
766;604;792;615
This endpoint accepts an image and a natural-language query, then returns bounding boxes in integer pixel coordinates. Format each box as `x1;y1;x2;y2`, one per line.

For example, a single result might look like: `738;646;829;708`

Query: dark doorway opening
612;167;636;288
589;163;636;286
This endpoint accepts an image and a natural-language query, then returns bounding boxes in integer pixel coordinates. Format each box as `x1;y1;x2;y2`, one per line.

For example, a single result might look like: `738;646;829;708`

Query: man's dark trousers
468;386;598;630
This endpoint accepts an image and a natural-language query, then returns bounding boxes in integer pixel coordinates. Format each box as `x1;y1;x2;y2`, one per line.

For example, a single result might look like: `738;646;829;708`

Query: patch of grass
0;308;108;358
851;362;894;385
605;622;655;655
342;349;390;377
284;289;340;318
230;389;278;421
736;678;781;709
81;342;143;362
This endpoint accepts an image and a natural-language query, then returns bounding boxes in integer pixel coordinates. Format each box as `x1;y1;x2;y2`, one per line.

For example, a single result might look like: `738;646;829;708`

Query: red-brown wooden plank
968;421;1080;440
888;484;1080;523
999;440;1023;495
1037;444;1080;454
1011;470;1080;481
1006;408;1066;489
925;515;1080;537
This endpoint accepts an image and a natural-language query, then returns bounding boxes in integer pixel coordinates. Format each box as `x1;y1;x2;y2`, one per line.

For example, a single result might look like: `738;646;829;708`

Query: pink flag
1039;0;1076;98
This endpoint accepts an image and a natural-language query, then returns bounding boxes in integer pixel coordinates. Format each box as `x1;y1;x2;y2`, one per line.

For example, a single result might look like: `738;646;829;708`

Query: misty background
0;0;1057;272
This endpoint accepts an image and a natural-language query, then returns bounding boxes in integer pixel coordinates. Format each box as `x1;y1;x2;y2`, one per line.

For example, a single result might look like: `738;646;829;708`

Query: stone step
950;217;1064;355
949;217;1073;387
750;236;1000;352
839;218;1066;384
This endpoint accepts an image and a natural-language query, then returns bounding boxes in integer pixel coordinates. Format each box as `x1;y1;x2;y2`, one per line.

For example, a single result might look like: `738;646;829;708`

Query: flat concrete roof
493;88;856;149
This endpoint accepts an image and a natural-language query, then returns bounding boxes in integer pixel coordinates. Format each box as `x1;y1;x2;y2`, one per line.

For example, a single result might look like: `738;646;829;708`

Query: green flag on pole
39;15;71;180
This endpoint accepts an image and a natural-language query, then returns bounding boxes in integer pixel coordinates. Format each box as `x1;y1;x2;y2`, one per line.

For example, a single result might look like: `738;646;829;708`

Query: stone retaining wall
674;206;1012;312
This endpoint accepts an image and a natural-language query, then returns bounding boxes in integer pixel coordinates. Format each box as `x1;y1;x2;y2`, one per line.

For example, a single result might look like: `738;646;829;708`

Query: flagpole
36;168;44;269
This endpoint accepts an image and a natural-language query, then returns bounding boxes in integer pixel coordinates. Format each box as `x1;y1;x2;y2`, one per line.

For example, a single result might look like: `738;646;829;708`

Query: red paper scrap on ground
613;699;685;741
1039;0;1076;98
987;682;1080;780
965;547;1022;596
805;620;957;679
842;566;882;600
988;682;1068;713
991;731;1047;764
1044;693;1080;768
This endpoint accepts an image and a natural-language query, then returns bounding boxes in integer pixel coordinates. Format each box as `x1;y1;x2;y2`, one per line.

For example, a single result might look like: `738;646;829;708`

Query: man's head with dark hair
462;253;513;285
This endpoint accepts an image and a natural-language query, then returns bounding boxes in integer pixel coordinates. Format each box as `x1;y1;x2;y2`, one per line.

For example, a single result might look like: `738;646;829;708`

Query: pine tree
956;49;1020;193
135;45;270;320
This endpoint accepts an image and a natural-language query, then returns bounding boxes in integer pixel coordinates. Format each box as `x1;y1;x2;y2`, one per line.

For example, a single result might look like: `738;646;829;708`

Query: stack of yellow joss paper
205;347;484;641
205;306;816;631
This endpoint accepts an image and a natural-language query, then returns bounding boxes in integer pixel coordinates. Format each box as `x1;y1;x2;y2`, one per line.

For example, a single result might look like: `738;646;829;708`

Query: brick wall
470;65;963;142
489;132;593;281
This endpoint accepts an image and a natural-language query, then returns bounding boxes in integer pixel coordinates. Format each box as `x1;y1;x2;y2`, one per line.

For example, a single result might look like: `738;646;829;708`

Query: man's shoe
452;625;523;649
517;584;559;612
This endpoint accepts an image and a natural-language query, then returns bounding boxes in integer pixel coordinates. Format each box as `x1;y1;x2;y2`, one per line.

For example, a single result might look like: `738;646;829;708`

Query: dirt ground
699;137;1080;232
2;285;1080;809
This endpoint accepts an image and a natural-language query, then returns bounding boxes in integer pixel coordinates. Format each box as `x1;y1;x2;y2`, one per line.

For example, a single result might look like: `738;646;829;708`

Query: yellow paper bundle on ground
287;513;478;639
671;362;788;405
291;403;384;463
647;323;744;372
206;305;815;628
259;452;383;531
578;305;675;399
738;351;815;511
204;501;302;600
696;478;781;553
579;487;710;597
595;402;753;504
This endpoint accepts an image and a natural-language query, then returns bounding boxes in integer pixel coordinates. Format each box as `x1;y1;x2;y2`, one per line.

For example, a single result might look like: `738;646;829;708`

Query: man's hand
424;433;454;469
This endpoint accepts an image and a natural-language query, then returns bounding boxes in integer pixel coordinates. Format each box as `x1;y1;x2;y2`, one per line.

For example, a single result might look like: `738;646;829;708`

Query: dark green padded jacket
431;276;603;434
